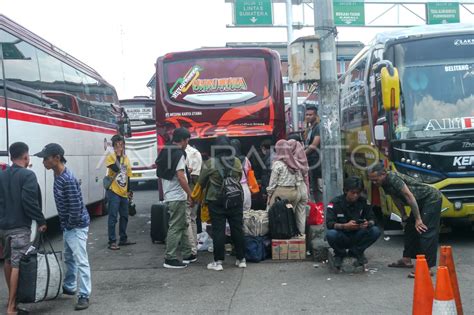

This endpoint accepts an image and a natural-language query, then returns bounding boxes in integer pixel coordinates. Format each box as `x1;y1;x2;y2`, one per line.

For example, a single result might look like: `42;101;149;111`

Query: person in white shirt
185;144;202;258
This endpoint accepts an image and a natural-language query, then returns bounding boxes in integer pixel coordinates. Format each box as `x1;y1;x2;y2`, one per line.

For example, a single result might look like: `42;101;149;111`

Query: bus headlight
396;164;445;184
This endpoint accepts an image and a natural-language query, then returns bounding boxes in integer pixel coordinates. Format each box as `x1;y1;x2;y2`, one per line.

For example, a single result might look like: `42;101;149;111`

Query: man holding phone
326;176;381;268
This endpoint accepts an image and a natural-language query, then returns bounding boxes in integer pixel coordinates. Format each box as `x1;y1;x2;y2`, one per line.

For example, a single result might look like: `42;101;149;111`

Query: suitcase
151;203;169;243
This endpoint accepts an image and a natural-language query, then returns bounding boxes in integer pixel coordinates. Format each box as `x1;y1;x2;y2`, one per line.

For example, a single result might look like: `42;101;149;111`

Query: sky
1;0;473;99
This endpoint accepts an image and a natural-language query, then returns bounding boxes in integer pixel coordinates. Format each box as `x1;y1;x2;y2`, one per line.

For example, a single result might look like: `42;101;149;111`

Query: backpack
216;159;244;210
268;197;298;239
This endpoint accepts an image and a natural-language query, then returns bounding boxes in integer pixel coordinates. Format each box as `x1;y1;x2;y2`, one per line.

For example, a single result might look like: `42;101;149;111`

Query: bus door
0;62;7;157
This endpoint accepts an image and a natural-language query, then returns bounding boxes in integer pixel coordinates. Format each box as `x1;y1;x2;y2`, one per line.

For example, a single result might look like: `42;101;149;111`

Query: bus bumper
130;169;157;183
434;177;474;221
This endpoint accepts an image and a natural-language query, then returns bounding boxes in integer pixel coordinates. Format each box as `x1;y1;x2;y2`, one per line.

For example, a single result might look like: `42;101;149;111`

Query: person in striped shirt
35;143;91;311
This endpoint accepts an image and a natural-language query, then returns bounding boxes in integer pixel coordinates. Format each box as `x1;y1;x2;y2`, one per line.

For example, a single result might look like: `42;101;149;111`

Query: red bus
155;48;286;152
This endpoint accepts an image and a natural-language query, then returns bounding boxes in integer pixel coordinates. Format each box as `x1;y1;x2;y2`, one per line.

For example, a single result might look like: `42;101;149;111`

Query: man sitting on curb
325;176;381;269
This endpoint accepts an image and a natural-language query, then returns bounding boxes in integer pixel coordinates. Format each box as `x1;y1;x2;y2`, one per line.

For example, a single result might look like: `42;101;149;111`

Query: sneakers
63;286;76;296
183;254;198;264
207;261;223;271
235;258;247;268
163;259;188;269
75;296;89;311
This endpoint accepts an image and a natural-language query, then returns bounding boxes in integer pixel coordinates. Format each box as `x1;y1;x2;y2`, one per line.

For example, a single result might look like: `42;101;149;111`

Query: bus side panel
7;108;113;218
88;155;106;205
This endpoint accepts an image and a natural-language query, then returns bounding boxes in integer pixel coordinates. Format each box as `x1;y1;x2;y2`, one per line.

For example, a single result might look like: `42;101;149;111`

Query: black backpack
216;159;244;210
268;197;298;239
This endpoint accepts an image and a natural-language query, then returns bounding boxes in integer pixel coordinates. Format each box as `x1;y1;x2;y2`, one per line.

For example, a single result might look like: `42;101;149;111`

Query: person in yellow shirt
105;134;135;250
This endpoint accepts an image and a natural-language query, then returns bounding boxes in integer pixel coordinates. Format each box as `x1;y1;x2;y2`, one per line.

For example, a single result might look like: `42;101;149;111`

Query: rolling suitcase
151;203;169;243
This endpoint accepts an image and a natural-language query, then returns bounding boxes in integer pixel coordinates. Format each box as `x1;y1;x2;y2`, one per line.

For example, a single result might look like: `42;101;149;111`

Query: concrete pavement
1;185;473;314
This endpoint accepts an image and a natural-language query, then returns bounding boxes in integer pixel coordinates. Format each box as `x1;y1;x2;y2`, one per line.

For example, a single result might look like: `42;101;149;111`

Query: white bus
119;97;157;184
0;14;129;219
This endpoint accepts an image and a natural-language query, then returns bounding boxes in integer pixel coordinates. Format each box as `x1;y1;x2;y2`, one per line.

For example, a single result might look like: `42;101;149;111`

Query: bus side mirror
380;65;400;112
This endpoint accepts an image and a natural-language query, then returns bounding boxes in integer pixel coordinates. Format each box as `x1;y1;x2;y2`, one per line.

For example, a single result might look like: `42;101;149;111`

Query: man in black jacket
325;176;381;268
0;142;47;314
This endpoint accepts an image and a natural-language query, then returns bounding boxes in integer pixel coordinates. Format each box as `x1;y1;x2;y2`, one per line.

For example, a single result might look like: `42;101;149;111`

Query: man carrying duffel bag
35;143;92;310
0;142;47;315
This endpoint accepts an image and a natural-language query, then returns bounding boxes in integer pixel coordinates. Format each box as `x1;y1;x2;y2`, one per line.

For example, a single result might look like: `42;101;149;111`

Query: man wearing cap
35;143;91;310
1;142;47;314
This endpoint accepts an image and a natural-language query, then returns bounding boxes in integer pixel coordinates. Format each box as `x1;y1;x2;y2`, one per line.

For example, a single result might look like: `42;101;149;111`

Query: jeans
63;227;92;298
208;201;245;262
165;200;192;260
326;226;381;257
107;190;129;244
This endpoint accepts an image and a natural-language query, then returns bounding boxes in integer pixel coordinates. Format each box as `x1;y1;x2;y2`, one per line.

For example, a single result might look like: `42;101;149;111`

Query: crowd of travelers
0;105;443;313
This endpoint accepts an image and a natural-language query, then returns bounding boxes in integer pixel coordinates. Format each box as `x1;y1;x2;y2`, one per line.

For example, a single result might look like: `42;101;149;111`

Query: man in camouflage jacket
368;163;442;276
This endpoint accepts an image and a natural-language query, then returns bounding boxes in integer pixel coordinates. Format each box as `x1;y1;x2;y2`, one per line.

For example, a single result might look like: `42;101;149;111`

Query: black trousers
403;197;442;268
208;202;245;262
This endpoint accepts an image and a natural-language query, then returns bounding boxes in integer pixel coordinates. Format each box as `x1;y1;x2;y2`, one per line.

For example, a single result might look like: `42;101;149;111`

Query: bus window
1;30;45;107
164;57;271;106
62;62;85;100
341;55;368;129
36;49;66;95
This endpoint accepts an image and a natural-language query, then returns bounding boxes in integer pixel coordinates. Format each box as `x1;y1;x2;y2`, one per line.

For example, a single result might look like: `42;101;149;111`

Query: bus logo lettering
170;65;202;99
453;156;474;167
454;39;474;46
192;77;247;93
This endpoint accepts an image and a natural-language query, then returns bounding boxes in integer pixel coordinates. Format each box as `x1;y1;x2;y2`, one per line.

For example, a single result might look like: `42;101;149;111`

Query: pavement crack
227;269;244;314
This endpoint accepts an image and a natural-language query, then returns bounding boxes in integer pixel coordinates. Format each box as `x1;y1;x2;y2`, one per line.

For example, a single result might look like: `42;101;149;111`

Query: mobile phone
357;219;366;224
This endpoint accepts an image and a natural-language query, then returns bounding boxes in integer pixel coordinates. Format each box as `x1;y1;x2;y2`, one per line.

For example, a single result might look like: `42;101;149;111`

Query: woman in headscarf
195;136;246;271
288;139;310;235
230;139;252;211
267;139;309;235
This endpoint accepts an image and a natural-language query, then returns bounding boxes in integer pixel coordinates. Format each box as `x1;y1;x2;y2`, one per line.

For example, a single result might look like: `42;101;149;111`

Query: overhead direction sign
234;0;273;26
333;0;365;26
426;2;460;24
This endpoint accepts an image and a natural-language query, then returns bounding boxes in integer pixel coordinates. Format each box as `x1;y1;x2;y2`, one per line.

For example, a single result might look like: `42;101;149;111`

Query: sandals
107;243;120;250
388;259;413;268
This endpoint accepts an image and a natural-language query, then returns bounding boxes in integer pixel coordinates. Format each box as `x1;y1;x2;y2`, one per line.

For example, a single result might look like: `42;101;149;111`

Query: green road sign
333;0;365;26
234;0;273;26
426;2;460;24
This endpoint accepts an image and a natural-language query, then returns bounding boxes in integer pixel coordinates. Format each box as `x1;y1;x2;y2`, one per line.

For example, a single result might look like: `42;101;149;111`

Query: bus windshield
121;100;155;121
164;57;271;106
392;35;474;140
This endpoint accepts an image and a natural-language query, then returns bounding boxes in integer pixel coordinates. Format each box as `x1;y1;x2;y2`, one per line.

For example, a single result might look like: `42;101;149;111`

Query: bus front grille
440;184;474;204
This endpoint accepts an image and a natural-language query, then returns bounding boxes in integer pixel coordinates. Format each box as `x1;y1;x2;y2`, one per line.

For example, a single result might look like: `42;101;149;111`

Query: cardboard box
272;237;306;260
272;240;288;260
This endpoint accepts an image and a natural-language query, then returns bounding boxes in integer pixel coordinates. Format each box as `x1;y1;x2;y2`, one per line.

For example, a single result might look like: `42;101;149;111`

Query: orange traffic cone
439;246;463;315
412;255;434;315
432;266;457;315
